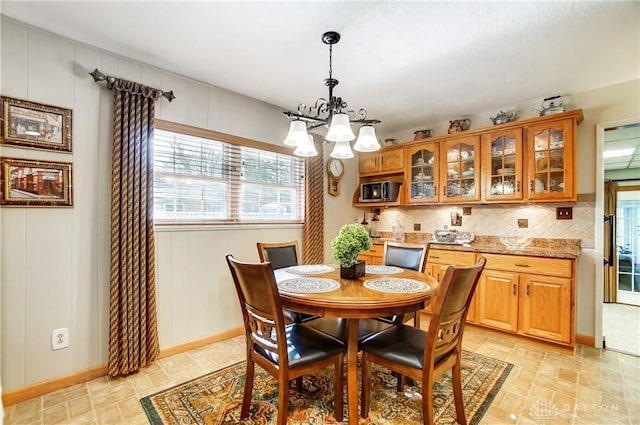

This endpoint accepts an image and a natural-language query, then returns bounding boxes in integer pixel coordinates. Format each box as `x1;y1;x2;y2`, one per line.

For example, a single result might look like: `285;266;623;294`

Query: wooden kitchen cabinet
440;135;481;203
359;148;404;175
406;143;440;204
476;269;519;332
358;243;384;265
519;273;572;343
481;128;524;202
476;253;574;345
524;117;576;201
353;110;582;208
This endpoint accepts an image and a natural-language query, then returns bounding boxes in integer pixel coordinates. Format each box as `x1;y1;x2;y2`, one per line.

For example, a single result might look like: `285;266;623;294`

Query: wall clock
327;158;344;196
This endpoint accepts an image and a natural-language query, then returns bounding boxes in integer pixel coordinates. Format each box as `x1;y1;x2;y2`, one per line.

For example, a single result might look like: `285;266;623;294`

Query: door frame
595;116;640;348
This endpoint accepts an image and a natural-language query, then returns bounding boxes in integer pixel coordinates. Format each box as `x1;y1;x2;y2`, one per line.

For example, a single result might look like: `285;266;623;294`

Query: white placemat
285;264;335;275
278;278;340;294
364;278;430;293
365;265;404;275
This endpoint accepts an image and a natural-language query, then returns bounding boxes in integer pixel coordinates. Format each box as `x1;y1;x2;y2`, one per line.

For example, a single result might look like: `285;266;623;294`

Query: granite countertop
372;234;581;259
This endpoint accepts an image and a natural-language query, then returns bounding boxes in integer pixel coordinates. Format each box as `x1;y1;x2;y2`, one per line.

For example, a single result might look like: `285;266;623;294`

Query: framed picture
0;157;72;207
0;96;72;152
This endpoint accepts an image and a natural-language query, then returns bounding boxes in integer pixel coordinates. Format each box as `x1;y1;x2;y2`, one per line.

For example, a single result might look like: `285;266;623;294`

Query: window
153;123;305;224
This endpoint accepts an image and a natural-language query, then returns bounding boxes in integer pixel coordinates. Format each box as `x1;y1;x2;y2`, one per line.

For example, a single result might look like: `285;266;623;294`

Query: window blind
153;128;305;224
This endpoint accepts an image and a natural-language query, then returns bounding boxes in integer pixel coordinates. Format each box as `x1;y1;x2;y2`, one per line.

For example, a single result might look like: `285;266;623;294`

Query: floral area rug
140;351;512;424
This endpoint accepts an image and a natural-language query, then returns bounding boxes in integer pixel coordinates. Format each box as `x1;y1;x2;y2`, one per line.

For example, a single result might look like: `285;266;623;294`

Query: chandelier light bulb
283;120;309;147
325;113;356;142
330;141;354;159
294;135;319;157
353;125;380;152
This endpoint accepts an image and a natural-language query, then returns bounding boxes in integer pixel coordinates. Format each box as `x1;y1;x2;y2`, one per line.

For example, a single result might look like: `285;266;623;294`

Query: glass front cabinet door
406;143;439;203
525;118;575;201
481;128;524;202
440;136;481;203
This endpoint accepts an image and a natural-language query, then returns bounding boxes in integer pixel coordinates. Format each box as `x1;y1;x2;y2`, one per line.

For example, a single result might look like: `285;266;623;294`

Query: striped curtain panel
303;135;325;264
108;79;162;376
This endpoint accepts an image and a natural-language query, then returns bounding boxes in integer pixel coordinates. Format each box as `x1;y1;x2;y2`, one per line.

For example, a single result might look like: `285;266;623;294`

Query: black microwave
360;181;402;203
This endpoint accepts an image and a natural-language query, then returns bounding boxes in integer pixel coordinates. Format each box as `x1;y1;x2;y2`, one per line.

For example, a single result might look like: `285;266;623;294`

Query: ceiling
1;1;639;155
604;124;640;172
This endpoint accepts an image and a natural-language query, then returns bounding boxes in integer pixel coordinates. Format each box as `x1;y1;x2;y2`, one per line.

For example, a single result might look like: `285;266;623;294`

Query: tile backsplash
372;195;595;249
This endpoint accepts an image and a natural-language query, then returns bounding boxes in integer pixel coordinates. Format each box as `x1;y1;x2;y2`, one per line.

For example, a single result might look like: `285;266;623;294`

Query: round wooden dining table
273;264;439;424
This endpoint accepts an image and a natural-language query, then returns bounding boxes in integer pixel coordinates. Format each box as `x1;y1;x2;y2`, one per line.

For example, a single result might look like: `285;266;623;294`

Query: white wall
1;14;639;393
0;16;357;392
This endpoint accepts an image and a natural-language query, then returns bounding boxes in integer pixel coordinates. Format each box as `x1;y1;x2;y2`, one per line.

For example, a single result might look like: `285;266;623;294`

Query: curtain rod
89;68;176;102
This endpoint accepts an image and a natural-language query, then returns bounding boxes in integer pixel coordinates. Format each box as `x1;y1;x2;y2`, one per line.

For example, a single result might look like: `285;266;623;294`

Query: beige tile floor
3;328;640;424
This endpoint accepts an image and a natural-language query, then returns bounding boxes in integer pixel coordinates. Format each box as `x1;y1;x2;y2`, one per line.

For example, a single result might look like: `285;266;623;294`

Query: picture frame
0;96;72;152
0;157;73;207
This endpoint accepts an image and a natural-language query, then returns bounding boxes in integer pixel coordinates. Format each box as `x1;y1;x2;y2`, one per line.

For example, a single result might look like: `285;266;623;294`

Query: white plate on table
365;265;403;275
278;278;340;293
364;278;430;293
285;264;335;275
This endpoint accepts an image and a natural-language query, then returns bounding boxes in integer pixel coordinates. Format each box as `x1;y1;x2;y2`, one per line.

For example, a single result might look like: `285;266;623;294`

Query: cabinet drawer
364;244;384;256
481;253;572;278
427;249;476;265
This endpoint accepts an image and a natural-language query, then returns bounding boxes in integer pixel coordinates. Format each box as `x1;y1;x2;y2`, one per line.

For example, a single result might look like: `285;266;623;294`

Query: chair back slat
427;257;486;360
246;306;279;355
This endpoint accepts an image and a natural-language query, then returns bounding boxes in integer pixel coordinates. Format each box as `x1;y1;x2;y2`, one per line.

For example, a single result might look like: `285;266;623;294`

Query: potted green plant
331;223;373;279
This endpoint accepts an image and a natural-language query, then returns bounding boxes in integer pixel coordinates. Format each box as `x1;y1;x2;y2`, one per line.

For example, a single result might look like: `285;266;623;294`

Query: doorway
614;187;640;306
597;120;640;356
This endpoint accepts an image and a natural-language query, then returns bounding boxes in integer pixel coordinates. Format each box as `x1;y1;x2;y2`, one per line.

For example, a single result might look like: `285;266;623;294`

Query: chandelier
282;31;381;159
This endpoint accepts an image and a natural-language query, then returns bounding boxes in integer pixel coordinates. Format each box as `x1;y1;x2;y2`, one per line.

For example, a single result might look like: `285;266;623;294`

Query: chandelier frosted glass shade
353;125;380;152
330;141;354;159
283;120;309;147
325;113;356;142
294;135;318;157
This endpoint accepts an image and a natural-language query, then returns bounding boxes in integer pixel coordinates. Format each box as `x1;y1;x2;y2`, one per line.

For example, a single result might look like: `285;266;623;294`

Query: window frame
153;120;306;225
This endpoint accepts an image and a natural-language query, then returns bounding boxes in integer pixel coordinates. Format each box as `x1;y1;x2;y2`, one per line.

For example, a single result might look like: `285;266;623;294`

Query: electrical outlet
462;207;472;215
556;207;573;220
51;328;69;350
517;219;528;228
413;223;421;231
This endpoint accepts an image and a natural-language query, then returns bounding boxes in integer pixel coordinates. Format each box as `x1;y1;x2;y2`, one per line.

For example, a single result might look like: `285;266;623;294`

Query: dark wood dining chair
225;254;346;424
383;241;427;273
257;240;300;270
382;241;428;327
256;240;317;323
359;257;486;425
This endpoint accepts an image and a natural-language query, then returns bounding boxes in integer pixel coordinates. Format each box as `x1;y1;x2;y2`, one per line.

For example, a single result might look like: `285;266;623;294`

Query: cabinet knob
513;283;517;295
515;263;530;267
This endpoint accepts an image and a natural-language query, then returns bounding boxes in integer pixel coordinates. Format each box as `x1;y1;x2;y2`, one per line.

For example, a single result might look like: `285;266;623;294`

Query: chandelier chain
328;44;333;80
